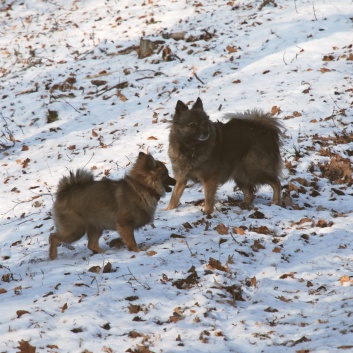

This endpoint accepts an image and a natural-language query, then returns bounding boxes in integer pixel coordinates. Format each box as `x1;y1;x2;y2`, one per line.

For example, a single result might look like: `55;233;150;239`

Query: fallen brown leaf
207;257;229;272
103;262;113;273
128;304;141;314
271;106;281;115
226;45;238;53
117;89;128;101
88;266;101;273
16;310;30;318
276;295;293;303
17;340;36;353
146;250;157;256
340;275;353;286
214;223;229;235
233;227;245;235
61;303;68;313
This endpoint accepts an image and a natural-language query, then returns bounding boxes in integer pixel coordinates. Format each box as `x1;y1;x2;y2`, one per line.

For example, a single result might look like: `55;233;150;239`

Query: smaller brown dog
49;152;176;260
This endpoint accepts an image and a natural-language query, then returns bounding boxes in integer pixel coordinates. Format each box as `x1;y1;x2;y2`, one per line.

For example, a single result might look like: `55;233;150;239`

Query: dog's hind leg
269;178;281;205
49;233;61;260
116;223;141;252
49;227;86;260
237;183;255;206
87;226;104;254
165;178;187;210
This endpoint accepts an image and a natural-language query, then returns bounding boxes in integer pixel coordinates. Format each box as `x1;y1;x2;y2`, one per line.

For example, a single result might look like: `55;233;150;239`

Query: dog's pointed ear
175;100;189;114
139;151;156;169
136;152;156;170
192;97;203;110
138;151;147;159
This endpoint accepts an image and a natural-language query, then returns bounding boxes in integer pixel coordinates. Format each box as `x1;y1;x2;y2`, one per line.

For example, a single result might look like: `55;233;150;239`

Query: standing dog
166;98;283;214
49;152;176;260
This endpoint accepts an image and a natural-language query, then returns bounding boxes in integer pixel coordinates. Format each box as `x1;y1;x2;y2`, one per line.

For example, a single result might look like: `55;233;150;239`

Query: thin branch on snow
0;113;16;151
312;2;318;21
96;81;128;97
193;72;205;84
126;267;151;290
49;94;81;113
2;194;50;216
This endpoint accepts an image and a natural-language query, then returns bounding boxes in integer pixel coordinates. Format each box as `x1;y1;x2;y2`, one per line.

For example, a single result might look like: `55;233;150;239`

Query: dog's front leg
116;223;141;252
203;177;218;214
165;178;187;210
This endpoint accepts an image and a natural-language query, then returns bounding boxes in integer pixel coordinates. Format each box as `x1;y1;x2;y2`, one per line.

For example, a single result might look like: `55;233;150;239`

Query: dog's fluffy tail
225;110;284;142
57;169;94;194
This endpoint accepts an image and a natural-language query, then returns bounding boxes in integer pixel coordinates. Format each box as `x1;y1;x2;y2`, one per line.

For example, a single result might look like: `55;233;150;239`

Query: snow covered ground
1;0;353;352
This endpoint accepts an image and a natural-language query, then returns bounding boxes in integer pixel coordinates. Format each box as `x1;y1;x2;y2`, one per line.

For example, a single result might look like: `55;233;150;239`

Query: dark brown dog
49;152;176;259
166;98;283;214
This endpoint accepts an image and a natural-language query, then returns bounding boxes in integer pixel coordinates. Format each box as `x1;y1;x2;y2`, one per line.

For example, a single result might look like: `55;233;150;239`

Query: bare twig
135;70;168;81
3;211;45;225
185;241;197;256
173;54;184;63
2;193;51;216
96;81;128;97
282;51;288;65
49;94;80;113
135;76;155;81
90;276;100;295
312;2;318;21
0;113;16;151
126;267;151;290
80;151;94;167
193;72;205;84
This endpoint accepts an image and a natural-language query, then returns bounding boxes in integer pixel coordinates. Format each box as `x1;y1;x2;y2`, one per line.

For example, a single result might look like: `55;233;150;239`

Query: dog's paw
202;206;214;215
163;204;176;211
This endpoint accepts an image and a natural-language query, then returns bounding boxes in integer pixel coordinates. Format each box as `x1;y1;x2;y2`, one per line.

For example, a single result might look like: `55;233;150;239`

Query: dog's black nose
168;177;176;186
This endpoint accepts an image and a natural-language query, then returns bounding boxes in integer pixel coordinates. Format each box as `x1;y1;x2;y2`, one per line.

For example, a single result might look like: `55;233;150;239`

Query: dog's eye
188;122;197;128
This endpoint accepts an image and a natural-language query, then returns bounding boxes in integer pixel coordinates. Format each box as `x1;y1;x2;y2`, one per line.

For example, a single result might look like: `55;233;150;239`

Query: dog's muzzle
164;176;176;192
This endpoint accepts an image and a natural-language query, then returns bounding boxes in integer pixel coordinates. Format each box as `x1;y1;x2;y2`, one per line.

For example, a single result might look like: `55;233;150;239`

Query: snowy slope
1;0;353;352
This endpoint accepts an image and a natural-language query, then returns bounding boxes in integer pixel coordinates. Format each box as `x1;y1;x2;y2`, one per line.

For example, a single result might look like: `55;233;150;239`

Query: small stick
127;267;151;290
193;72;205;84
96;82;128;97
312;2;318;21
282;51;288;65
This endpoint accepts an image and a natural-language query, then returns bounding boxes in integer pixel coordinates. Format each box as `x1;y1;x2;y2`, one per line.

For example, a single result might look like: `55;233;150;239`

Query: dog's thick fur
166;98;283;214
49;152;176;260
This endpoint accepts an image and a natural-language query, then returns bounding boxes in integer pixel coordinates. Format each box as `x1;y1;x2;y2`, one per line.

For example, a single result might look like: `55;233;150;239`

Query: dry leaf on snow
214;223;229;235
16;340;36;353
340;275;353;286
128;304;142;314
207;257;229;273
16;310;30;318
